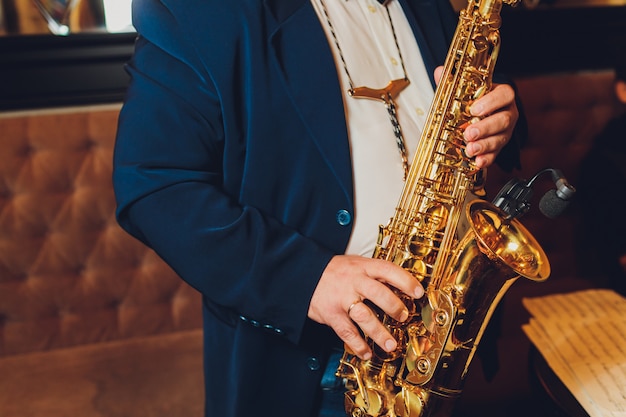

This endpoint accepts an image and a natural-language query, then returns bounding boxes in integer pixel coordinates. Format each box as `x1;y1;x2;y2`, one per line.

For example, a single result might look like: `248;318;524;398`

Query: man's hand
308;255;424;360
434;66;519;169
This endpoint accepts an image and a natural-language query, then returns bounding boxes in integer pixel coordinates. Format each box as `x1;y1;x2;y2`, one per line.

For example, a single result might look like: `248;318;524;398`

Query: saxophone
335;1;550;416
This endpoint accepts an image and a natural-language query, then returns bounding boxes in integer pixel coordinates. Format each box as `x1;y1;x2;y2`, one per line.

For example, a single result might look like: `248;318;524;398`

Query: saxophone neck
464;0;518;21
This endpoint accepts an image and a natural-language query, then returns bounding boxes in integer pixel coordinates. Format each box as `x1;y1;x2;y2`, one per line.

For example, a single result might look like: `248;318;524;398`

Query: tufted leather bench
0;70;623;417
0;105;203;417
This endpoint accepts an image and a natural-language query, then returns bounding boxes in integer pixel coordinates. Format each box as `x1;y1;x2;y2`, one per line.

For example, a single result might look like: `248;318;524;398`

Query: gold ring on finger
347;299;362;315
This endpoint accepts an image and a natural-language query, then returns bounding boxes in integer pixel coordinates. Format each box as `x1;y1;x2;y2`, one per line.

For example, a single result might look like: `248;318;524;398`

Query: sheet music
523;289;626;417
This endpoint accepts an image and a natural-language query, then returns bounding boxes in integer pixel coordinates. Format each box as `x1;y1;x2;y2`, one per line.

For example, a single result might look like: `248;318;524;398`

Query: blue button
306;357;321;371
336;209;352;226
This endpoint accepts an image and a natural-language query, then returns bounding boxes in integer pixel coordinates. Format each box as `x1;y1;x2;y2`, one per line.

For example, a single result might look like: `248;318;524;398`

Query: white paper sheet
523;289;626;417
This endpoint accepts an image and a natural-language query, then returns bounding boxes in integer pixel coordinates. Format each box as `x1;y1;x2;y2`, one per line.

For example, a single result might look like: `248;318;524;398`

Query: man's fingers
348;301;398;353
470;83;516;116
333;311;373;360
434;66;444;85
334;300;399;360
362;257;424;299
460;83;518;169
353;278;410;323
308;255;426;360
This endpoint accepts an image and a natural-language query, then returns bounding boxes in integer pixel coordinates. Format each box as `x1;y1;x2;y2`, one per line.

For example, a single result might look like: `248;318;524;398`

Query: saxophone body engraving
336;1;550;416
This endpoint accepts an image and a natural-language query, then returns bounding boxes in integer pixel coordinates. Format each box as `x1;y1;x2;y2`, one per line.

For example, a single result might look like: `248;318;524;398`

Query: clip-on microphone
492;168;576;220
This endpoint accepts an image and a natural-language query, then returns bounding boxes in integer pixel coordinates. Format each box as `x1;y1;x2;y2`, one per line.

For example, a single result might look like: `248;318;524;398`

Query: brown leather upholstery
0;106;202;357
0;329;204;417
0;106;204;417
0;71;623;417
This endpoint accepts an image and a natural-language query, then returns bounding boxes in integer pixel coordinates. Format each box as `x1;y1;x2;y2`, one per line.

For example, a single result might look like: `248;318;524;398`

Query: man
112;0;522;416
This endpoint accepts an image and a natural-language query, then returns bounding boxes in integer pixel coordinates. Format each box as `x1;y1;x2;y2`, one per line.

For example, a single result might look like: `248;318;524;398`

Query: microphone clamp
492;168;576;220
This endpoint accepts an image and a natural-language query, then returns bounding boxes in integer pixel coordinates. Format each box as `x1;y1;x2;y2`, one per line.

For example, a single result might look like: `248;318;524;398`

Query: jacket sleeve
112;0;336;345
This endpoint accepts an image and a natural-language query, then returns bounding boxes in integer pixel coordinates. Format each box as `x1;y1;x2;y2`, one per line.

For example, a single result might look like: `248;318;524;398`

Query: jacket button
336;209;352;226
306;357;321;371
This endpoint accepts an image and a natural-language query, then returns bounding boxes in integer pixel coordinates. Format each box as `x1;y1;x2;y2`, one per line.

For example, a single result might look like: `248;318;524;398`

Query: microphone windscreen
539;189;570;219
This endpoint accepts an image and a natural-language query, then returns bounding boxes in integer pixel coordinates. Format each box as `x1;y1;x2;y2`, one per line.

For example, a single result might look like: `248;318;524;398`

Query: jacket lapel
262;0;455;201
399;0;457;85
264;0;354;203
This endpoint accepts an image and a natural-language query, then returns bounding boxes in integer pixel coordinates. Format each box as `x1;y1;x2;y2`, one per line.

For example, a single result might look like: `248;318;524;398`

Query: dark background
1;5;625;110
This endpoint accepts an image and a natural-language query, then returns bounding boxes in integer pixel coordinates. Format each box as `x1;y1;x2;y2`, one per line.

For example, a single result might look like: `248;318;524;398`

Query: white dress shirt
310;0;435;256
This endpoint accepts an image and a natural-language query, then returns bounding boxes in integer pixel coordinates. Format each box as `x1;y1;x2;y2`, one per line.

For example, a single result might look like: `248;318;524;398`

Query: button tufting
0;108;207;358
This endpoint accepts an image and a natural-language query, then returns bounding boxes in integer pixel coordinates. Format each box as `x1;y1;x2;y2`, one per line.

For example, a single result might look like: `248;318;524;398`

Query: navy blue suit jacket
113;0;520;415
